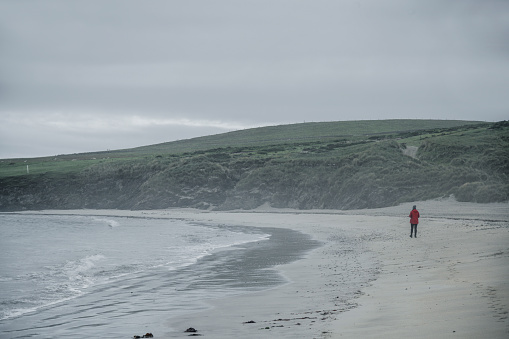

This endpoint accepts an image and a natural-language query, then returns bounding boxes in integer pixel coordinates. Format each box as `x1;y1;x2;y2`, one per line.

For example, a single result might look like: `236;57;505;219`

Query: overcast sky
1;0;508;159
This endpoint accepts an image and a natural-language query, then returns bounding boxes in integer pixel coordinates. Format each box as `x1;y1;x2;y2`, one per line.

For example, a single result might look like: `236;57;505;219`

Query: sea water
0;213;318;338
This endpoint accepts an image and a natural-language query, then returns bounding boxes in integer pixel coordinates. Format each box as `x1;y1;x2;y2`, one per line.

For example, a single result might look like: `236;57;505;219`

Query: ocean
0;213;319;338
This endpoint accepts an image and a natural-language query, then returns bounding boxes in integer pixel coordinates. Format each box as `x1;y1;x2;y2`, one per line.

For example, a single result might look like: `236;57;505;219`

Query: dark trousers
411;224;418;237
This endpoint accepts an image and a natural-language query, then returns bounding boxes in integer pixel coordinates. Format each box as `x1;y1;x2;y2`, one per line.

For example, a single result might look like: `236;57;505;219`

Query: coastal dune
26;198;509;338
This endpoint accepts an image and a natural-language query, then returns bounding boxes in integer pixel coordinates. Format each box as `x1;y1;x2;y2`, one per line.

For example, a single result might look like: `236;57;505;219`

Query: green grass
0;157;128;178
130;119;483;154
0;119;484;179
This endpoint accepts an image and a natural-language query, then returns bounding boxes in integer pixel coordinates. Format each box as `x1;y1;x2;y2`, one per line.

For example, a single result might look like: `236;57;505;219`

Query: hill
0;119;507;211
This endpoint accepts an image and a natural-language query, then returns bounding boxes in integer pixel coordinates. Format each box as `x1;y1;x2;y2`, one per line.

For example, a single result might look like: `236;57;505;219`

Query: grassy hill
0;119;507;211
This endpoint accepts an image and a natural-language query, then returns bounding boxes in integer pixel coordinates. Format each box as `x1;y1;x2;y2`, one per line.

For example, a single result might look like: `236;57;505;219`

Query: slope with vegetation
0;120;507;211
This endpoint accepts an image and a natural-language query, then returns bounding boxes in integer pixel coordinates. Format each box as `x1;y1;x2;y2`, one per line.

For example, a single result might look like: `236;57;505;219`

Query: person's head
413;205;417;210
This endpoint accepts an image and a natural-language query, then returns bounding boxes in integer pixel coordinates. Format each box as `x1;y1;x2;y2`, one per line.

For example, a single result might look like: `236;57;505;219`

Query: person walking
409;205;420;238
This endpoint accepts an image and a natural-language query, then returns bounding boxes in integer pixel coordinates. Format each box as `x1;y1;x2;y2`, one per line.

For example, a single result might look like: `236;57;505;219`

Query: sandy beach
22;197;509;338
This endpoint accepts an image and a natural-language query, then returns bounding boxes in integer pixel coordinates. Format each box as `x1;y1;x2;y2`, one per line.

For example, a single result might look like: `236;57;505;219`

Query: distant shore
15;197;509;338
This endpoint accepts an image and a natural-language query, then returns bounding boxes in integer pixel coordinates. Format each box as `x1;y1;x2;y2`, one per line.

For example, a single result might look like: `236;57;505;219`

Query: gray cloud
1;0;508;158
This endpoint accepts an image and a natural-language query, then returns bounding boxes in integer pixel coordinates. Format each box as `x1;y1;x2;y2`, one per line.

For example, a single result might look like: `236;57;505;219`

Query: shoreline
7;198;509;338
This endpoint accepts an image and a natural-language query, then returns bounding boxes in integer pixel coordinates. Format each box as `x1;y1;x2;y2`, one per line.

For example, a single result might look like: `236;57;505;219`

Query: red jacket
409;209;420;224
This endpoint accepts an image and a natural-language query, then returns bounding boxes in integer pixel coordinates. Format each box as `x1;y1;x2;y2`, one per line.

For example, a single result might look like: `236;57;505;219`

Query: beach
14;197;509;338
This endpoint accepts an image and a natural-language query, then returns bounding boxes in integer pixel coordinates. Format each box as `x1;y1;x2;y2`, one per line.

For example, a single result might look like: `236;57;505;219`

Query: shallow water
0;213;319;338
